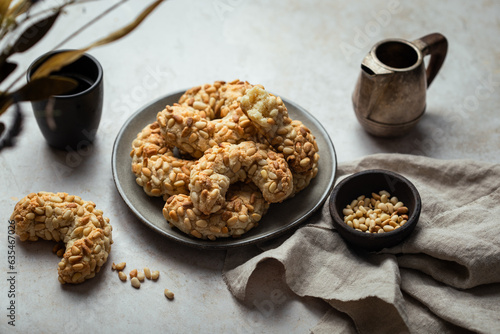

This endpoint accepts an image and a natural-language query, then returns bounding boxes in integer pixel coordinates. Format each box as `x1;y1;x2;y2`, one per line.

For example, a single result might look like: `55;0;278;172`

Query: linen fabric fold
223;154;500;333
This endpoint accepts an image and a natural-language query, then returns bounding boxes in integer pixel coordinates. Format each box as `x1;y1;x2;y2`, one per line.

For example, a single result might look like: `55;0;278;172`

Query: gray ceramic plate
111;90;337;249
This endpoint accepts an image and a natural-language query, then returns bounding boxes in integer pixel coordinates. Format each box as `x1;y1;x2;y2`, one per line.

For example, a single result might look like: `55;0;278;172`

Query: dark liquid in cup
56;73;93;96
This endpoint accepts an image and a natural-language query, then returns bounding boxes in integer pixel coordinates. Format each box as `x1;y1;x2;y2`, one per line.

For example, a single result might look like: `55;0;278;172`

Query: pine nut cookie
157;80;261;159
239;86;320;192
178;79;258;119
157;103;258;159
164;183;269;239
131;121;195;196
10;192;113;284
189;141;293;215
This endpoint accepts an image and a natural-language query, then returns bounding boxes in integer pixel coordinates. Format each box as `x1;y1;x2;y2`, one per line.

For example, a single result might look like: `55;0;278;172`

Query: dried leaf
0;0;13;25
9;10;60;54
6;0;30;18
0;61;16;82
0;93;12;115
13;75;77;101
30;49;89;80
30;0;163;80
89;0;163;48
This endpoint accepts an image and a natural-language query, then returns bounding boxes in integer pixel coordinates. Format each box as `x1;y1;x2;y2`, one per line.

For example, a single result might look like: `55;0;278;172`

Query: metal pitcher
352;33;448;137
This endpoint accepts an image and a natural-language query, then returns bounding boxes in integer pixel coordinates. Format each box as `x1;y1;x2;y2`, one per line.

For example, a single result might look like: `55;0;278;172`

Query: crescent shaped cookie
189;141;293;215
164;183;269;239
11;192;113;284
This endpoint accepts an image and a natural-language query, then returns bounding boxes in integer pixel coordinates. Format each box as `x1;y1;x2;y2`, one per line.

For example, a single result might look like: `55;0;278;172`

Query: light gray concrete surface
1;0;499;333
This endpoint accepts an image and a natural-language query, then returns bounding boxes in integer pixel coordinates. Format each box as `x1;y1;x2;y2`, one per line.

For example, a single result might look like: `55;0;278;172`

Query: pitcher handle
413;33;448;88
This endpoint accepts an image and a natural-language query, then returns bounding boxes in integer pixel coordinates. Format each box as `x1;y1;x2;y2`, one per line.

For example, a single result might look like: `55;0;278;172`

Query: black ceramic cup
27;50;103;150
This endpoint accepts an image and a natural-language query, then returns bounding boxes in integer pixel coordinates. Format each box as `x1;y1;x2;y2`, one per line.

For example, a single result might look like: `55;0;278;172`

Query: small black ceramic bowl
329;169;421;251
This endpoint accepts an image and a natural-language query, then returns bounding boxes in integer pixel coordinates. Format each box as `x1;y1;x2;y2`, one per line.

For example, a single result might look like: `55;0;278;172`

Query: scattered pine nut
56;249;64;257
115;262;126;271
113;262;160;285
151;270;160;280
144;267;152;280
118;271;127;282
131;277;141;289
129;269;138;278
164;288;174;300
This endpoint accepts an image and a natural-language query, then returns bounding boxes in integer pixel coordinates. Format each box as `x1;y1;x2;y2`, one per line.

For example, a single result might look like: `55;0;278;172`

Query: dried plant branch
0;0;165;151
3;0;163;102
31;0;163;80
52;0;128;51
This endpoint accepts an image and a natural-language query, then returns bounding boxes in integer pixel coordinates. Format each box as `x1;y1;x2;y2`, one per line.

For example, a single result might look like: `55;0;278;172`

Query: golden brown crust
156;104;255;159
10;192;112;284
131;122;195;196
177;79;258;120
189;141;293;215
163;183;269;239
239;86;320;193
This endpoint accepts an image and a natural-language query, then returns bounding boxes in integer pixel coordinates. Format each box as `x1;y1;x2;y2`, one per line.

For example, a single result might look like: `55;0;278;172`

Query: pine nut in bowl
329;169;421;251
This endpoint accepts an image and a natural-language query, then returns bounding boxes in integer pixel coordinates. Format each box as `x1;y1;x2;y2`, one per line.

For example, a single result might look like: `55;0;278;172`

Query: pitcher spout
361;54;393;77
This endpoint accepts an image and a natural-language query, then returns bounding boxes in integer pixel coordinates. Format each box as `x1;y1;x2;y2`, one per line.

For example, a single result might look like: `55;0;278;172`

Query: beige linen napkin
223;154;500;334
